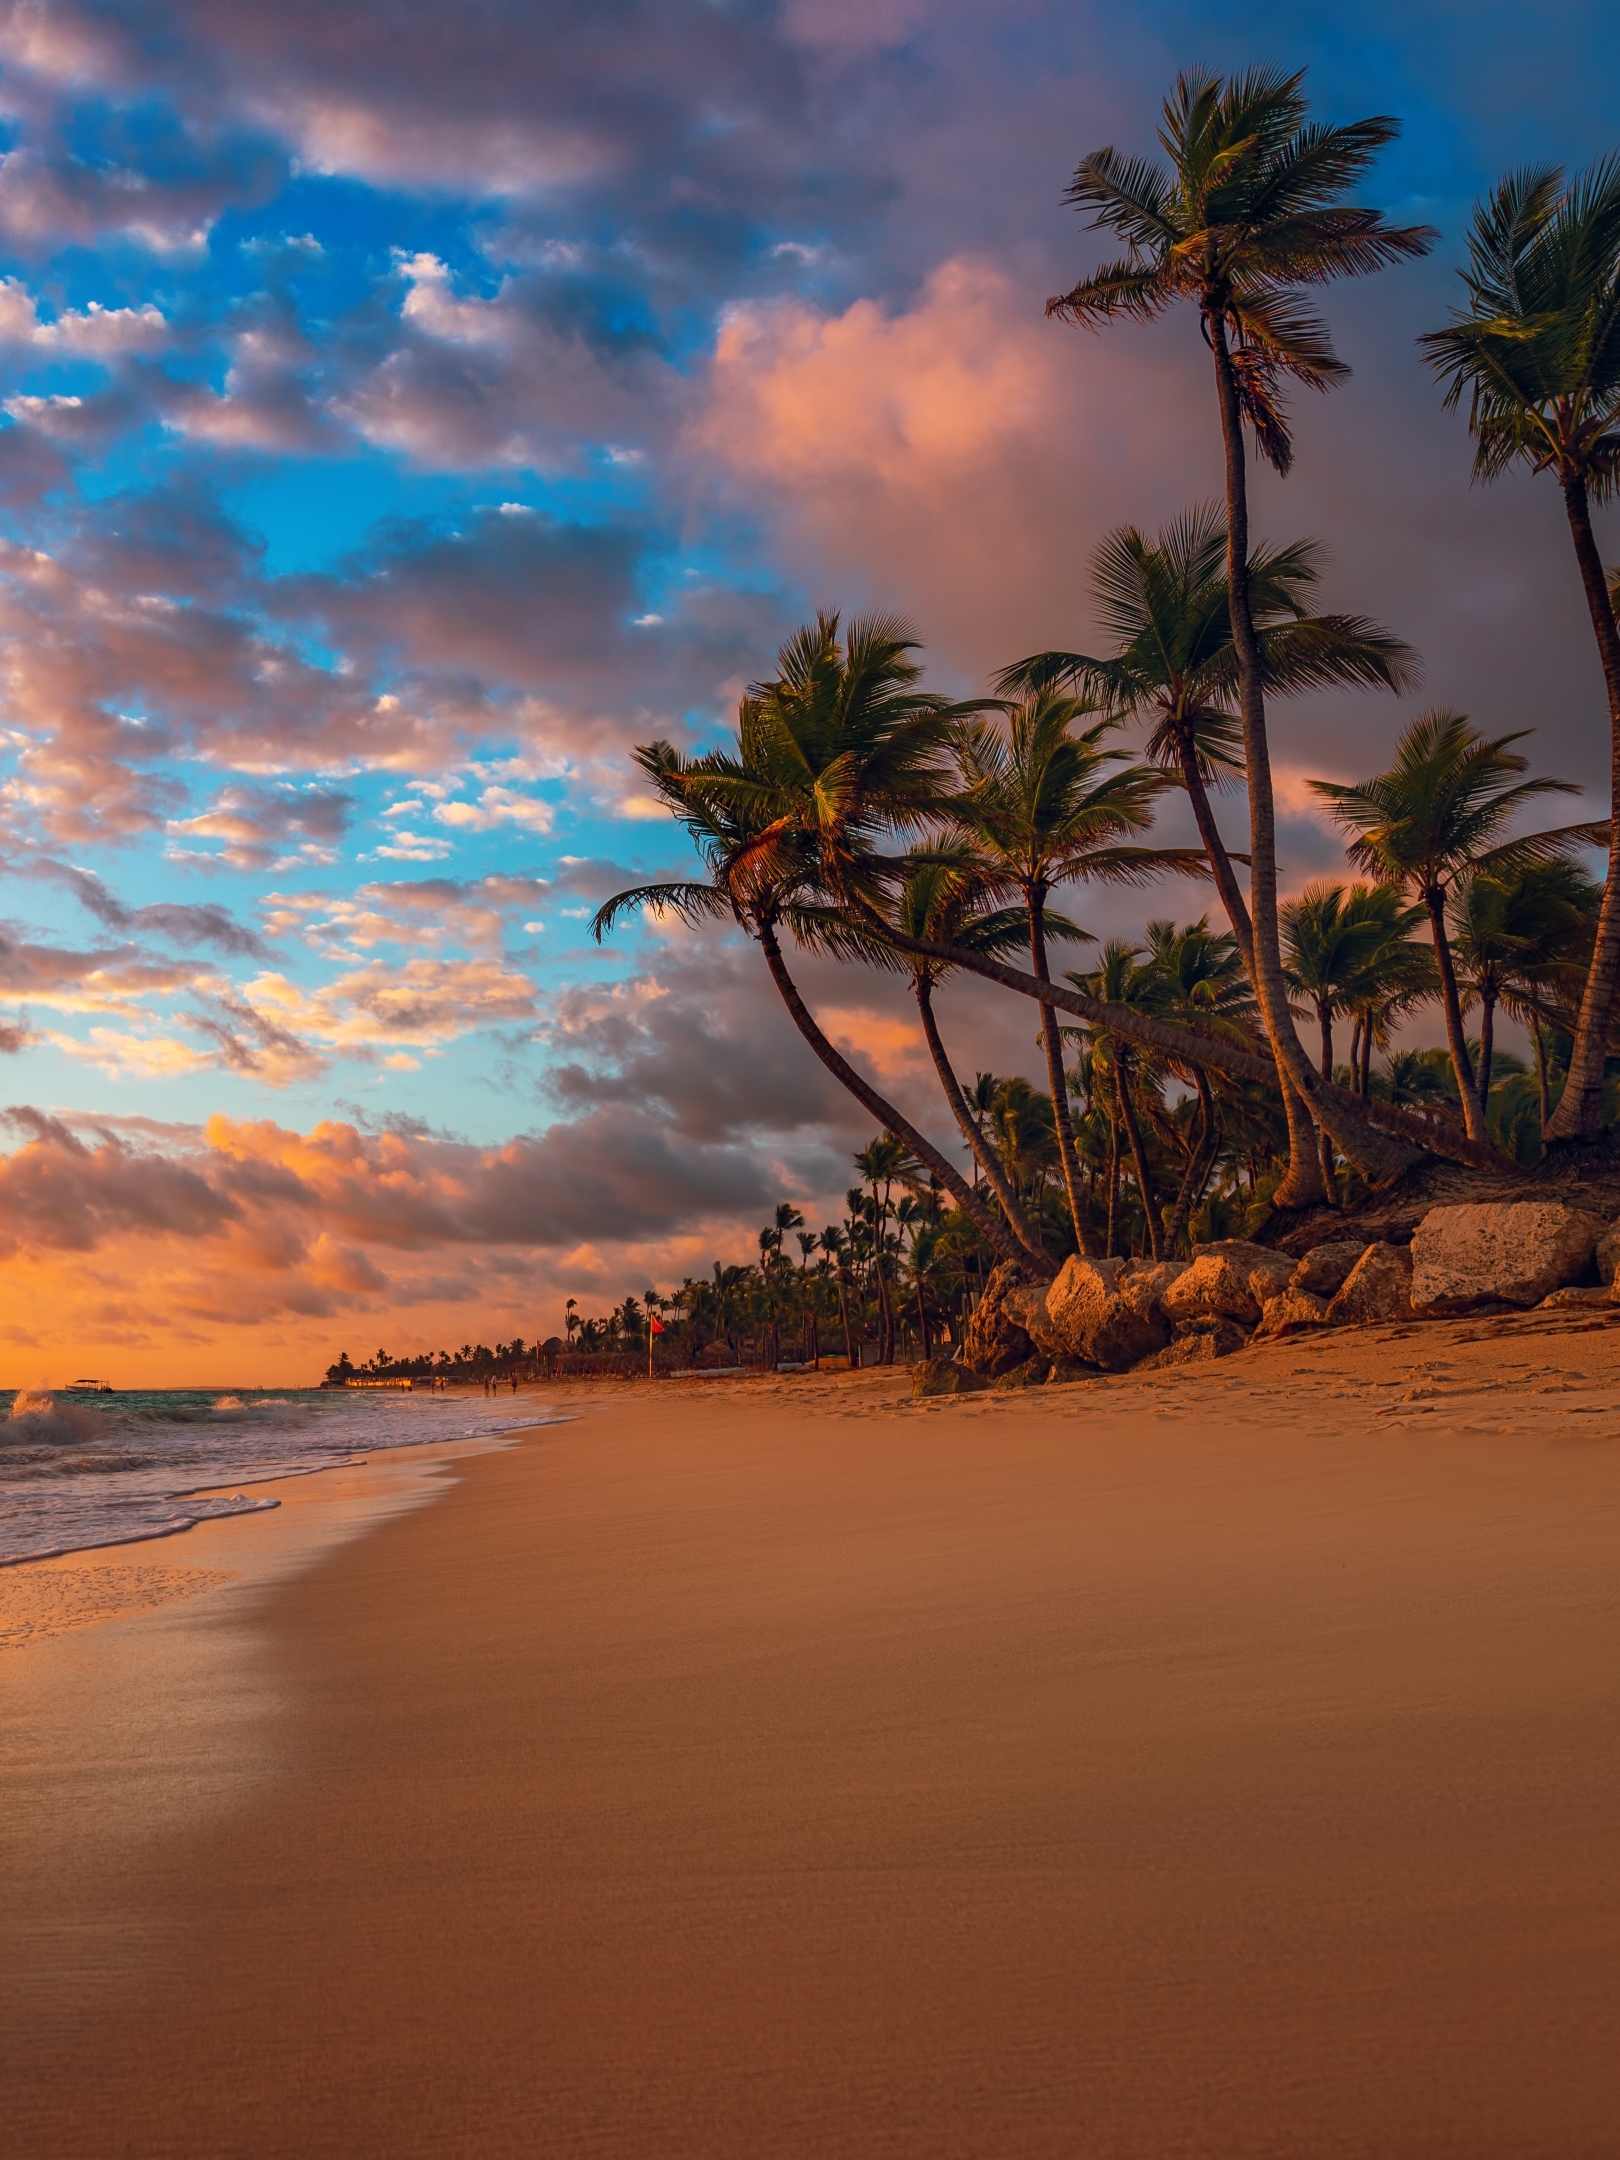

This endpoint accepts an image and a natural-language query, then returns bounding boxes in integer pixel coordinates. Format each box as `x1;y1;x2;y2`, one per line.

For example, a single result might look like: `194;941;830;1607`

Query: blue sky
0;0;1615;1373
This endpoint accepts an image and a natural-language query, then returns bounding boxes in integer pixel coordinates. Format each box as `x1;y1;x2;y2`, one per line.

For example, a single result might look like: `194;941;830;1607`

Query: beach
3;1333;1618;2159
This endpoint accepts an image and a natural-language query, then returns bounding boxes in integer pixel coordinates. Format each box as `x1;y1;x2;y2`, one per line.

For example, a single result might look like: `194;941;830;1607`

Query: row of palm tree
589;64;1619;1266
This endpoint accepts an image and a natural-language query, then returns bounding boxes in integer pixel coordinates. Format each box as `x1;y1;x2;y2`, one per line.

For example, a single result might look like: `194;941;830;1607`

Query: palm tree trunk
756;919;1048;1275
1028;891;1099;1255
912;1276;931;1359
915;979;1051;1263
1115;1059;1162;1259
1316;997;1339;1202
1479;986;1497;1102
1532;1017;1551;1134
1543;474;1620;1147
1422;887;1489;1142
835;1272;857;1367
1104;1084;1121;1257
1163;1067;1215;1256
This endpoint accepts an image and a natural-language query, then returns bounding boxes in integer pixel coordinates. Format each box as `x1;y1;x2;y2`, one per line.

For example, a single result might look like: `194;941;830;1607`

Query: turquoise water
0;1387;555;1567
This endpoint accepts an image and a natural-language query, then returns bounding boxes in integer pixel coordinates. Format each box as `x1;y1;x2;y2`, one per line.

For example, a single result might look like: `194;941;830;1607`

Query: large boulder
993;1356;1052;1390
912;1357;987;1398
1253;1287;1333;1340
959;1261;1036;1376
1325;1242;1414;1326
1118;1260;1188;1327
1595;1220;1620;1286
1409;1202;1606;1315
1045;1254;1169;1372
1161;1241;1293;1327
1000;1283;1068;1358
1289;1242;1369;1299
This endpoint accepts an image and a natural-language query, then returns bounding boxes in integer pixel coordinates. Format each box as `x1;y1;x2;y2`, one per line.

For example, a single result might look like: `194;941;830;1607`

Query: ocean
0;1386;559;1567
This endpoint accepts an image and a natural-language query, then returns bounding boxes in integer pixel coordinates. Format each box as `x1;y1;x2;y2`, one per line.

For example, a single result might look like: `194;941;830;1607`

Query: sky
0;0;1616;1383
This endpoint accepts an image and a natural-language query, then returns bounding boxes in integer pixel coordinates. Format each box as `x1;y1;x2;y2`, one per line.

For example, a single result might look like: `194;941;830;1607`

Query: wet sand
3;1337;1618;2157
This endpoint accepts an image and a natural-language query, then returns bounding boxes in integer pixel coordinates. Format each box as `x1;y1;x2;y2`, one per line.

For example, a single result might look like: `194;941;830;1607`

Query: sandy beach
4;1331;1618;2159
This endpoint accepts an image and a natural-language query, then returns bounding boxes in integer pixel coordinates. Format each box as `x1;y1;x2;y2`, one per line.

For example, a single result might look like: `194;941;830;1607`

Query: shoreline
4;1354;1618;2155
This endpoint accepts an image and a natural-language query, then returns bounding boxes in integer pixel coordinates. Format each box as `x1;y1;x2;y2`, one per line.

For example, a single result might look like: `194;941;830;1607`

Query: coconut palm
1310;710;1600;1142
1420;160;1620;1144
1450;859;1602;1100
940;691;1198;1253
1281;881;1431;1190
591;618;1034;1269
1068;938;1174;1258
1140;914;1264;1252
1047;67;1434;1197
855;1134;913;1364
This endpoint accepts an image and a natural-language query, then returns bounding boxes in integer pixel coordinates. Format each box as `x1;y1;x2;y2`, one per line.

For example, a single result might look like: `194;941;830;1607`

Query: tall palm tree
1310;710;1600;1141
941;690;1199;1252
1451;859;1601;1100
999;506;1418;1203
1069;938;1174;1258
591;619;1033;1269
1281;881;1431;1189
1139;915;1258;1253
1047;68;1434;1198
1421;160;1620;1145
855;1134;912;1364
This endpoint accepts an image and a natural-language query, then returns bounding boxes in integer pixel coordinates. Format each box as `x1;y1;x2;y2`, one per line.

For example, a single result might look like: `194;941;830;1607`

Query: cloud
40;861;272;953
0;275;167;354
164;782;353;870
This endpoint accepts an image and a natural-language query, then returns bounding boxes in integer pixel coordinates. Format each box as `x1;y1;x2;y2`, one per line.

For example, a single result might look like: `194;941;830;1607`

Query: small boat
64;1378;114;1394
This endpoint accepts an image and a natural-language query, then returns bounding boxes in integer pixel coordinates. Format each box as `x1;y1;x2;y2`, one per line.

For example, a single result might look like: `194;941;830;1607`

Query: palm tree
941;690;1199;1252
591;617;1033;1269
1420;160;1620;1145
1047;68;1434;1195
1000;507;1418;1205
855;1134;915;1364
817;1223;860;1366
1281;881;1431;1190
1140;914;1264;1252
1068;938;1173;1258
1451;859;1601;1102
1310;710;1599;1141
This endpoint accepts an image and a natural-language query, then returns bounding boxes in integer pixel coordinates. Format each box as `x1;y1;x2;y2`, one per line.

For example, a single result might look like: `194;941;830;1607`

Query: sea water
0;1387;556;1567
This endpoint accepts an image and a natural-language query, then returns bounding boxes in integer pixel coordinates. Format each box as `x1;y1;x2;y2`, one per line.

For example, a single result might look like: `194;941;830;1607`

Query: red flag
649;1313;665;1334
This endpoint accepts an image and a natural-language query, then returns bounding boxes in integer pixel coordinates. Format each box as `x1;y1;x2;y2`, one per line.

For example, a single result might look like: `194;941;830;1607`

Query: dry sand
3;1328;1619;2158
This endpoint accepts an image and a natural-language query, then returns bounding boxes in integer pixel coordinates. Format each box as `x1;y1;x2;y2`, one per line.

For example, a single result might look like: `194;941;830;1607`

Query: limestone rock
1289;1242;1369;1299
1325;1242;1414;1326
959;1261;1035;1376
911;1357;987;1398
1595;1221;1620;1286
1410;1202;1606;1315
1045;1355;1095;1386
993;1356;1052;1390
1137;1318;1249;1370
1537;1284;1614;1310
1253;1287;1332;1339
1118;1260;1188;1327
1162;1241;1292;1327
1000;1283;1067;1357
1045;1254;1168;1371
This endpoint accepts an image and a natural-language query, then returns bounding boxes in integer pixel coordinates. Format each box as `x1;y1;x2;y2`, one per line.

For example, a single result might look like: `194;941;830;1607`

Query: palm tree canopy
941;690;1199;894
998;505;1418;784
1281;880;1429;1013
1450;858;1601;985
1309;708;1603;896
1419;158;1620;493
1048;68;1435;471
794;850;1089;982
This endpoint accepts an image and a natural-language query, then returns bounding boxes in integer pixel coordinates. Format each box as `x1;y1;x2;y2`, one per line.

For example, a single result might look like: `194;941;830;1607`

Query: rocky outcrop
1595;1220;1620;1286
1000;1283;1068;1357
912;1357;987;1398
959;1262;1036;1376
1118;1260;1188;1327
993;1356;1051;1390
1045;1255;1169;1372
1137;1316;1250;1369
1537;1285;1614;1311
1410;1202;1606;1315
1161;1241;1293;1327
1325;1242;1414;1326
1289;1242;1368;1299
1045;1356;1095;1385
1253;1287;1332;1339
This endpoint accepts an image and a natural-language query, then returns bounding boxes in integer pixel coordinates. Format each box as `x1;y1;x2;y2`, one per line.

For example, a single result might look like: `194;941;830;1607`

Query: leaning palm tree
1420;159;1620;1146
999;506;1418;1203
1047;67;1434;1197
1310;710;1600;1141
940;691;1198;1253
590;621;1036;1270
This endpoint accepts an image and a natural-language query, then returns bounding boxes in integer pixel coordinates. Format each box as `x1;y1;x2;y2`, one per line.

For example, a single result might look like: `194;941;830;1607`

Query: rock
1595;1221;1620;1286
1162;1241;1292;1327
1252;1287;1332;1339
1136;1319;1249;1370
993;1356;1052;1390
1324;1242;1414;1326
1409;1202;1606;1315
1045;1255;1169;1372
1000;1283;1067;1357
911;1357;987;1398
959;1261;1035;1376
1045;1355;1095;1386
1289;1242;1369;1299
1537;1285;1614;1310
1117;1260;1188;1326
